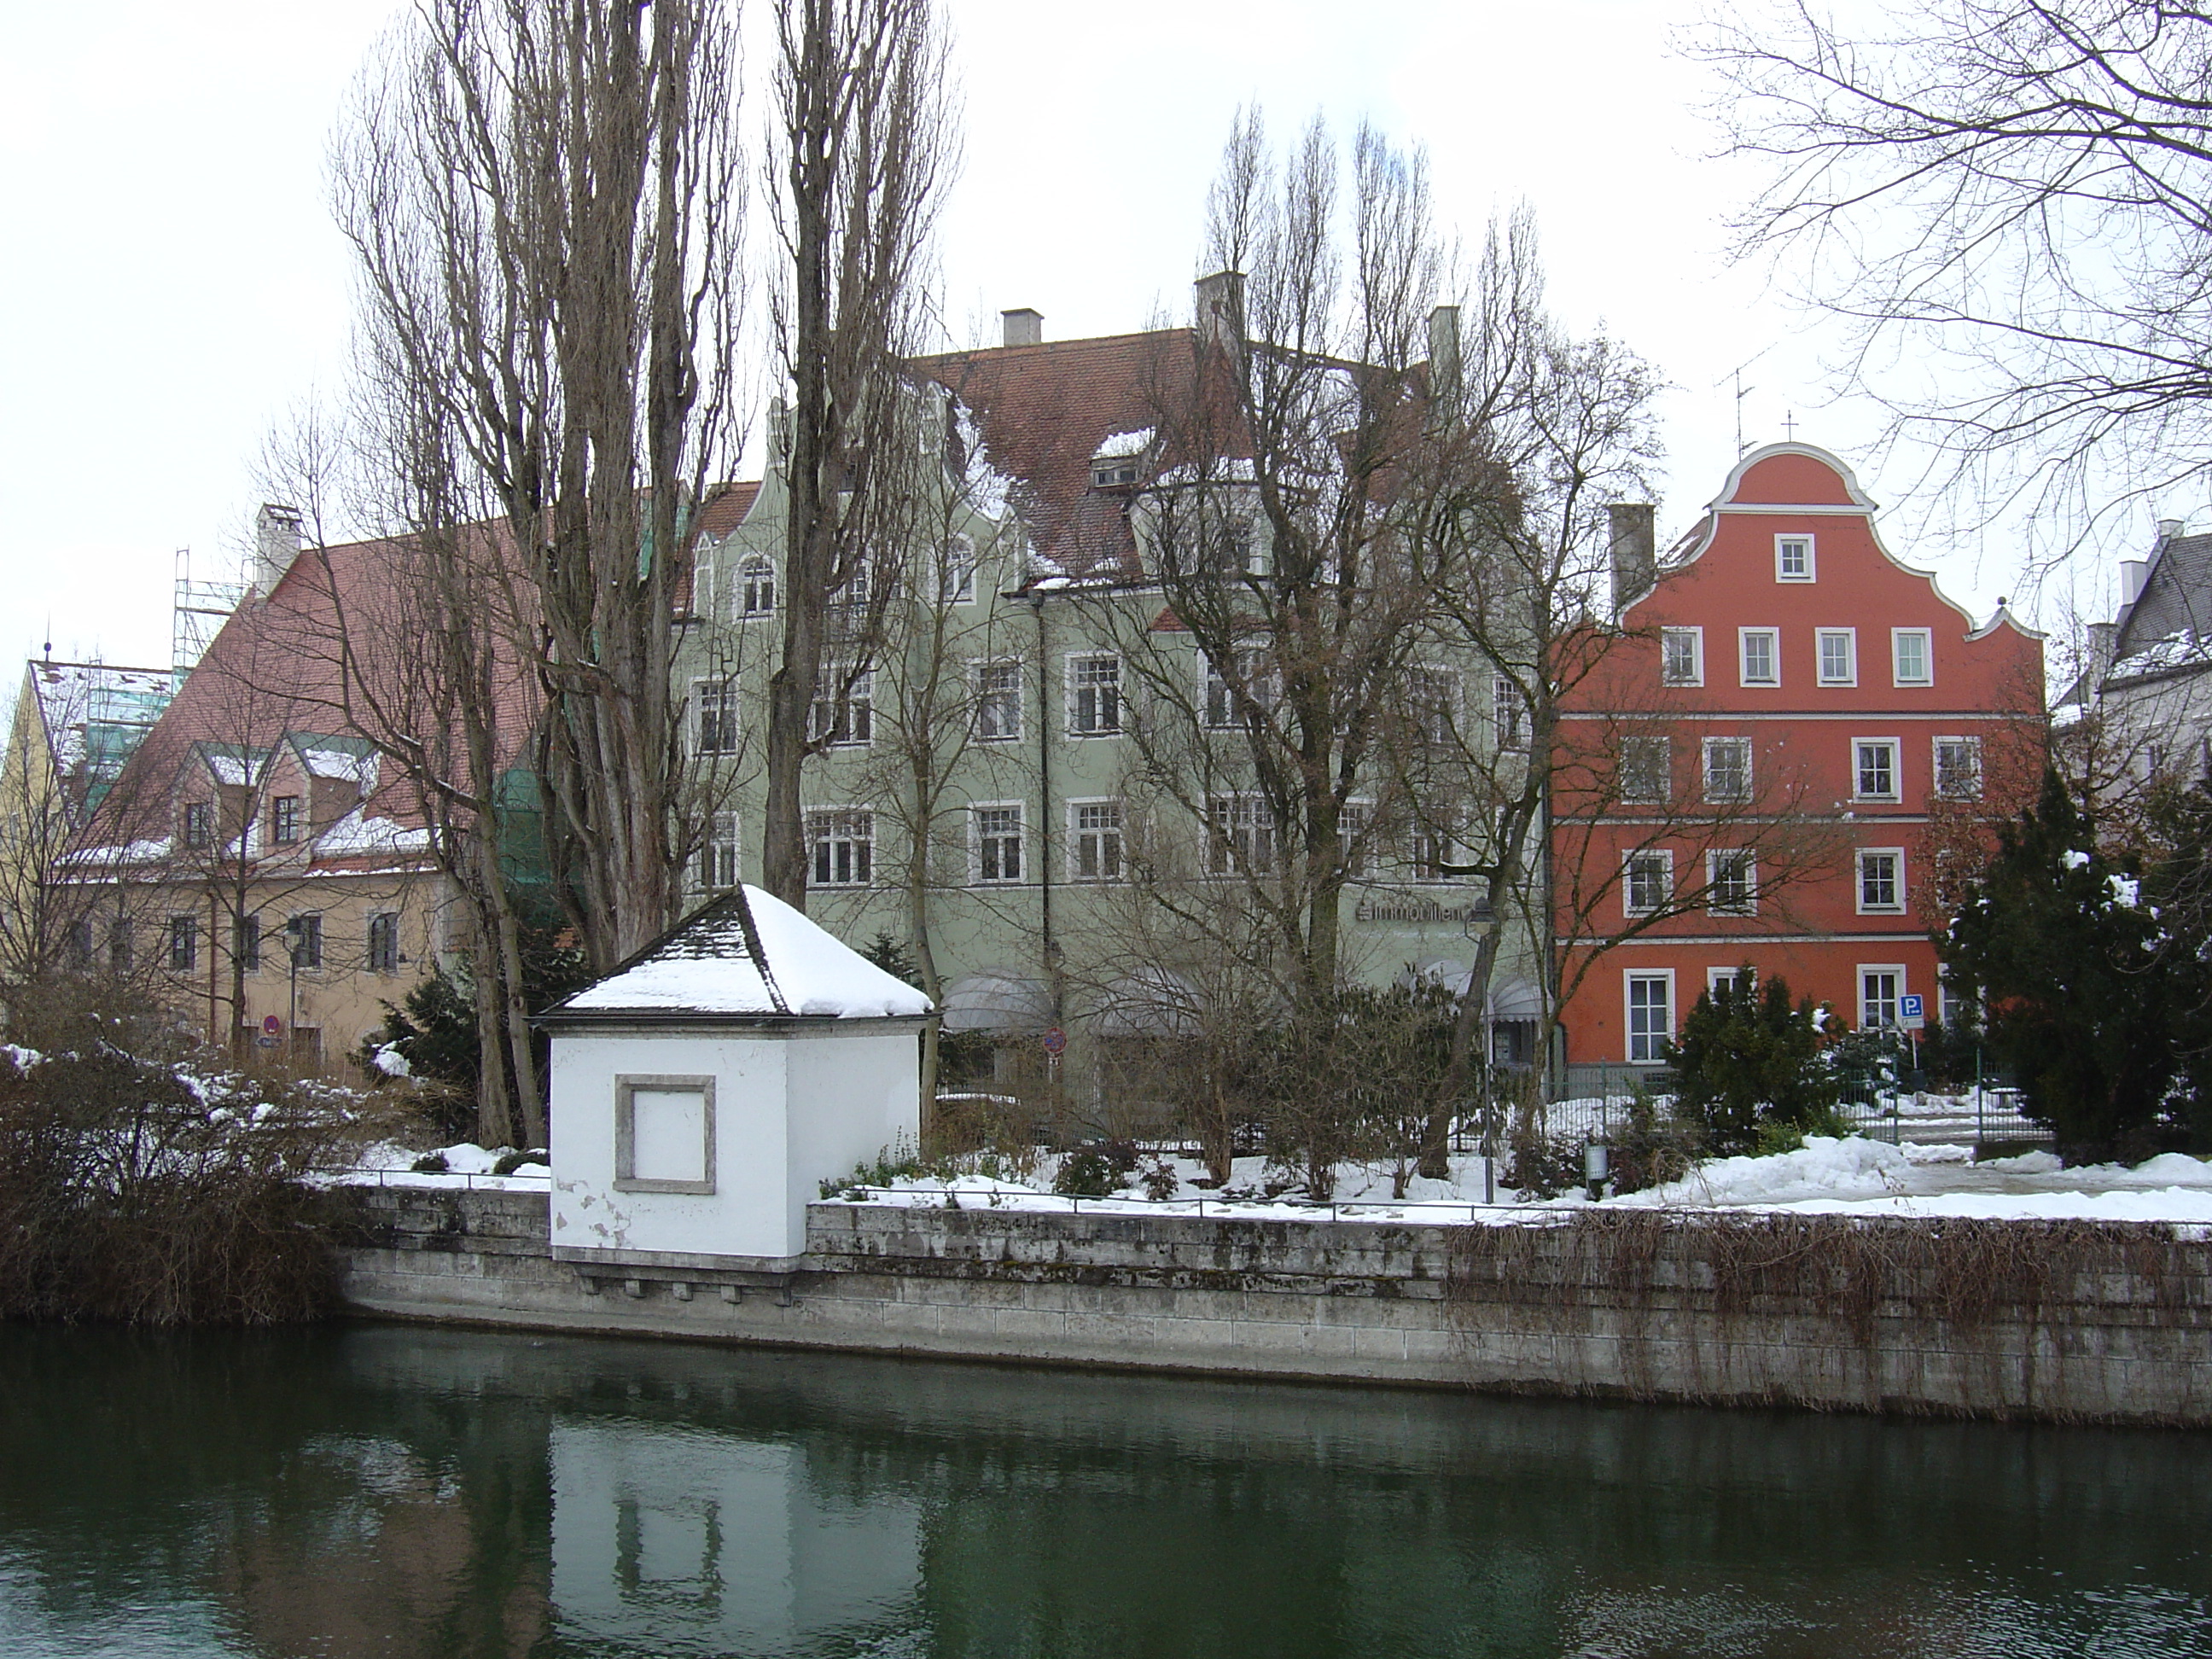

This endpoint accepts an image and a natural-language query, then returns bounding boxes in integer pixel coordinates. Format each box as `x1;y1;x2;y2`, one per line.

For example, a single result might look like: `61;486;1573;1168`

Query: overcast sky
0;0;2137;696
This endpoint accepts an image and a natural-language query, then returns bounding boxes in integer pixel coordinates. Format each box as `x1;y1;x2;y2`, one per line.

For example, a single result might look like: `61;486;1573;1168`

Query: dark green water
2;1325;2209;1657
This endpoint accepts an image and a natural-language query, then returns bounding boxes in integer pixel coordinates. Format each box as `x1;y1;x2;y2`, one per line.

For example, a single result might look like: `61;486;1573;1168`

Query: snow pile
342;1140;549;1189
1610;1135;2212;1223
370;1044;411;1079
559;885;931;1020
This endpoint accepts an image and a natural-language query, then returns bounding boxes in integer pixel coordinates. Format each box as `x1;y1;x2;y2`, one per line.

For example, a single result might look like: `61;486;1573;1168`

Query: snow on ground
342;1140;550;1190
1609;1136;2212;1224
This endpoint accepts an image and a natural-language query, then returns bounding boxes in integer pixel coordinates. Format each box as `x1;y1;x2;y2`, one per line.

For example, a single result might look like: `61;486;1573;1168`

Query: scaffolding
172;548;243;689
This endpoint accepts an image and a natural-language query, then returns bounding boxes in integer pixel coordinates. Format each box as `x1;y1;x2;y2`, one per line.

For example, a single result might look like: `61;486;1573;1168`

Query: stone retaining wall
331;1186;2212;1423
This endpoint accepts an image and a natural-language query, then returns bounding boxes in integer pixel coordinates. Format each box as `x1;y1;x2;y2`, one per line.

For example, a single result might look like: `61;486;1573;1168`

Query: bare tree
762;0;955;907
1706;0;2212;534
335;0;749;971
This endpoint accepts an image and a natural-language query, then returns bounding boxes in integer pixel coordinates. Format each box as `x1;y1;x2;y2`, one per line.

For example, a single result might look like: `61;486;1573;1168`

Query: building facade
1553;443;2046;1074
677;295;1545;1115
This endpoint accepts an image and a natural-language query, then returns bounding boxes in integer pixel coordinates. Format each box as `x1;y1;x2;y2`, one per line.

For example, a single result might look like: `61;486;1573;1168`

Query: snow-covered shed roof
544;886;932;1024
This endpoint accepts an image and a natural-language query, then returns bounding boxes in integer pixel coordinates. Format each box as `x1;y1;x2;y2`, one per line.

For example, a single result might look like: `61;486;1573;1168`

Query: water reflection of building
550;1419;923;1653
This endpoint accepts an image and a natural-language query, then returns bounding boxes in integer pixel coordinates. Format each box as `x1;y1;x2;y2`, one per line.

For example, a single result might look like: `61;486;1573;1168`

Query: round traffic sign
262;1015;282;1035
1041;1027;1067;1056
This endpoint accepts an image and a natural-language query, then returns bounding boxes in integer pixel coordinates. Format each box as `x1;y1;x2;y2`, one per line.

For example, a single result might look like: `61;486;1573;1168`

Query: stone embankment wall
331;1187;2212;1424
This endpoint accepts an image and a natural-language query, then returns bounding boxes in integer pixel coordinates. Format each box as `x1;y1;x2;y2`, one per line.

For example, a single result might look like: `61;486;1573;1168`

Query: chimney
1001;307;1043;347
2158;518;2184;544
2121;558;2149;606
1426;304;1462;409
253;504;304;597
1609;503;1657;616
1195;270;1246;352
2087;620;2118;687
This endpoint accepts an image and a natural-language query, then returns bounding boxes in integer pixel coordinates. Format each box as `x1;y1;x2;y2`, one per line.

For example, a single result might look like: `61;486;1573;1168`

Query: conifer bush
1664;972;1839;1157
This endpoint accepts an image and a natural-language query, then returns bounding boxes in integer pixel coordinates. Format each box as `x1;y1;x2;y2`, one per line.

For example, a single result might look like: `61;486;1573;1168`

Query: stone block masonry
330;1187;2212;1424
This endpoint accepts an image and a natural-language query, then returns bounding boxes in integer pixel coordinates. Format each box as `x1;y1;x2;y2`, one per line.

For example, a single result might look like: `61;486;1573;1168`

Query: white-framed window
1817;628;1857;686
696;811;739;891
1738;627;1779;687
1856;847;1906;913
1207;794;1274;876
810;668;873;747
1703;736;1752;802
939;535;975;605
1068;654;1122;736
1776;534;1815;582
976;661;1022;742
1408;808;1460;882
1337;799;1372;878
1935;736;1983;800
806;809;874;887
1626;970;1675;1062
1661;627;1703;686
1859;965;1906;1031
1204;649;1279;730
1707;849;1756;916
1707;964;1756;998
1493;673;1527;748
1938;971;1975;1031
366;911;401;973
1408;666;1460;743
971;802;1024;884
1854;738;1900;801
1622;848;1673;917
1619;736;1672;804
1891;627;1933;687
738;556;776;616
695;678;741;756
1069;798;1125;882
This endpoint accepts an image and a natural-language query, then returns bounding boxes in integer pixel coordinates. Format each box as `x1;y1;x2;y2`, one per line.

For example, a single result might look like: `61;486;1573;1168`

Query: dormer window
1091;427;1153;489
1093;460;1138;488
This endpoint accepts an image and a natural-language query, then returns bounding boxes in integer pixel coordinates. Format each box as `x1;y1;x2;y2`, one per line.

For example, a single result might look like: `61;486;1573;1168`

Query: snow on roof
1093;425;1155;461
28;661;175;774
2110;626;2212;683
295;740;378;783
311;806;434;857
552;885;932;1021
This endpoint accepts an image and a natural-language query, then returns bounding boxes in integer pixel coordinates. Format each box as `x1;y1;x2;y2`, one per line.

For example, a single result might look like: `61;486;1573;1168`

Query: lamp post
1584;1129;1610;1202
285;917;305;1057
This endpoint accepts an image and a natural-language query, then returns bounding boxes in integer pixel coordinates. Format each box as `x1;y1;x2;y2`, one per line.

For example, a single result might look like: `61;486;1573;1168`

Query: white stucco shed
539;887;928;1290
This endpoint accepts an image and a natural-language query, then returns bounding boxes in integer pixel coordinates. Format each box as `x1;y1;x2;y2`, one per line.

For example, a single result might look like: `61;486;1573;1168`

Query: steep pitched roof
2114;529;2212;667
916;329;1196;581
544;885;931;1022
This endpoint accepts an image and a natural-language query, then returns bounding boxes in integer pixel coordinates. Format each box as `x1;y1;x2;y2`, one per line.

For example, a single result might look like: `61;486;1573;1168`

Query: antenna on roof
41;618;50;662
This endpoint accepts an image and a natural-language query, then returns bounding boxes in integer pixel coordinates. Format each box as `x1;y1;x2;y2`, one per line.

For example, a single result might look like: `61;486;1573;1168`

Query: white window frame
1661;626;1703;687
1891;627;1934;687
1858;965;1907;1033
1492;673;1528;748
693;677;741;757
696;810;740;892
1622;848;1673;917
1934;735;1983;800
1855;847;1906;915
1068;797;1126;883
1775;534;1815;582
805;808;875;888
1706;849;1757;916
1816;628;1857;687
975;659;1022;742
1706;964;1756;998
1066;653;1123;736
1738;627;1779;688
738;555;776;617
1406;806;1462;884
1625;969;1676;1063
939;534;976;605
1703;736;1753;803
970;800;1026;885
1619;736;1672;804
1853;737;1901;802
1207;793;1275;876
1337;798;1373;878
1408;665;1460;743
1203;649;1281;731
810;667;874;748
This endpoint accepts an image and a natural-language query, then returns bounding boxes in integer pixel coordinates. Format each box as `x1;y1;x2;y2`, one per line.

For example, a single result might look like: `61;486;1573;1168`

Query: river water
1;1324;2208;1657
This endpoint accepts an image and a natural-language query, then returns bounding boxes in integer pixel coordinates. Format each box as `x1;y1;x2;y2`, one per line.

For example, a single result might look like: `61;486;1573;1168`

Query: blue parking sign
1898;992;1925;1030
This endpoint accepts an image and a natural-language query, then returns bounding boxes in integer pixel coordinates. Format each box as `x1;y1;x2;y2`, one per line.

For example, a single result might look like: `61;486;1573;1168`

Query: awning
940;969;1055;1034
1410;960;1544;1017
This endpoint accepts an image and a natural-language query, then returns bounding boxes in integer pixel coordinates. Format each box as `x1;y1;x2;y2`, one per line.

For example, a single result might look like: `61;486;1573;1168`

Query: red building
1553;443;2045;1074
